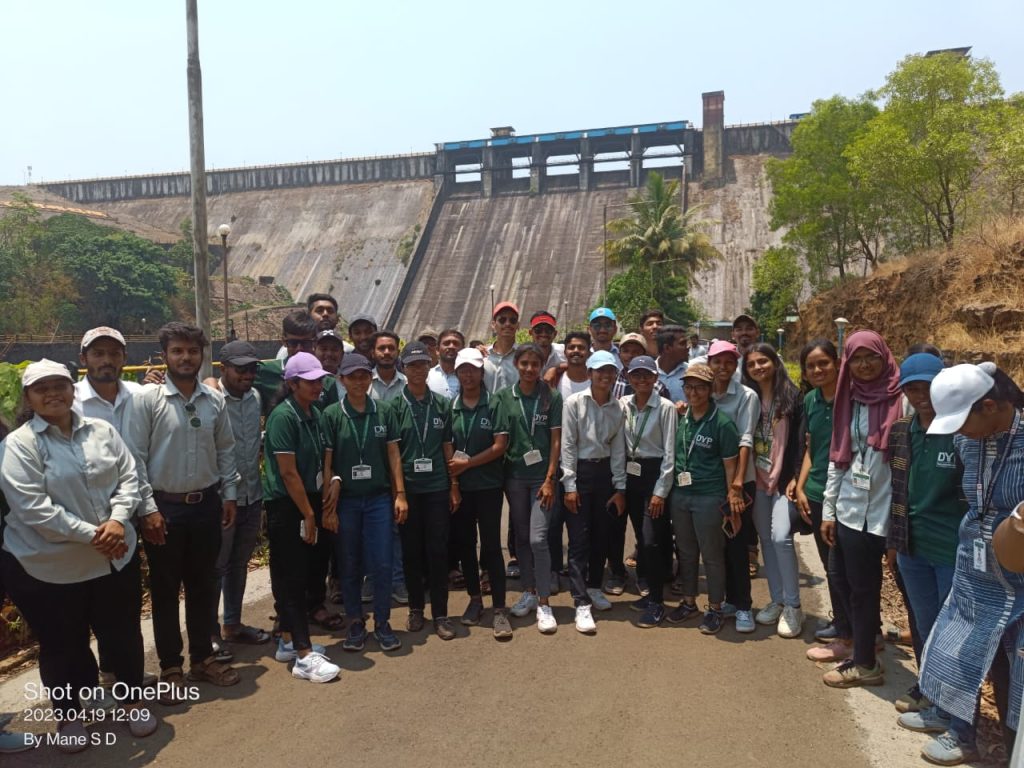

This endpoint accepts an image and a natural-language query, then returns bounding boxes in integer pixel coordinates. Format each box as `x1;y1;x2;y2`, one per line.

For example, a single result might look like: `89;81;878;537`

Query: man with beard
349;314;379;359
427;329;464;399
655;325;690;404
314;329;346;376
731;313;761;356
640;309;665;357
275;294;351;359
557;332;593;401
370;331;406;402
126;323;241;702
589;308;620;358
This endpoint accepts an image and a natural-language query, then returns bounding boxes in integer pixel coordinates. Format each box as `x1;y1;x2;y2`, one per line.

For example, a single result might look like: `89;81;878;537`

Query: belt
580;457;611;464
153;483;221;505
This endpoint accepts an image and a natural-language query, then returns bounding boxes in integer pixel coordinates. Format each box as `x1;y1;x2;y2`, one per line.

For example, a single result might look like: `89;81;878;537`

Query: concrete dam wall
92;181;436;323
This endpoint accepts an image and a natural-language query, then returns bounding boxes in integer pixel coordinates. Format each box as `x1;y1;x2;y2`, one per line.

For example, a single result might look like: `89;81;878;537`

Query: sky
2;0;1022;186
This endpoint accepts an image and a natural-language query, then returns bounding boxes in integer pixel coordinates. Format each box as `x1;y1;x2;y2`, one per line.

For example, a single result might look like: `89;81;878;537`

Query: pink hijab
829;330;903;469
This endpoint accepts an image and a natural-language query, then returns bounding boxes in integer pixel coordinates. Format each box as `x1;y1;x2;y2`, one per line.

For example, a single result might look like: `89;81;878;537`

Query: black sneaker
506;560;521;579
637;603;665;628
630;595;652;612
342;620;367;651
461;599;484;626
373;622;401;652
434;617;456;641
699;609;724;635
666;602;700;624
406;610;425;632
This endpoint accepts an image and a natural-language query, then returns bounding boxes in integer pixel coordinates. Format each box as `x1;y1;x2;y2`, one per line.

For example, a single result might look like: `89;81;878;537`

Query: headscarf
829;330;903;469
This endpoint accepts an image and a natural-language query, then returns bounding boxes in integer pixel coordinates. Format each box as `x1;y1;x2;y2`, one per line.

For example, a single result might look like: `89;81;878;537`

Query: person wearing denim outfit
322;354;406;652
209;341;271;655
666;364;743;634
492;344;563;633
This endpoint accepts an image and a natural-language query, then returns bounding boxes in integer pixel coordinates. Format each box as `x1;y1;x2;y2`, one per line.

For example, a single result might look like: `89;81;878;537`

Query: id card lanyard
403;391;434;460
977;410;1021;519
341;398;375;466
515;384;541;449
627;402;654;461
680;406;716;471
456;397;481;455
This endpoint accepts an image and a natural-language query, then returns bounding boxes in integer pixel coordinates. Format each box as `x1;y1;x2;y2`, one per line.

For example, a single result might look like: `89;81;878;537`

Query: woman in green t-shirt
262;352;340;683
446;348;511;638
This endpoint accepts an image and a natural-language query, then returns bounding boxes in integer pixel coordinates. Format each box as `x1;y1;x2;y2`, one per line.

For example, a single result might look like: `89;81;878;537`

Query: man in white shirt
73;327;142;434
484;301;520;393
427;329;464;398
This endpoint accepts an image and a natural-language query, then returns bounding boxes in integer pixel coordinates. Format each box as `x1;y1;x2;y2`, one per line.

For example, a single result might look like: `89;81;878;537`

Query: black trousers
266;494;321;652
2;548;144;718
809;500;852;637
302;503;333;613
401;489;450;618
724;480;756;611
548;479;565;572
626;458;668;585
565;459;617;605
834;521;885;667
144;498;221;670
455;487;506;608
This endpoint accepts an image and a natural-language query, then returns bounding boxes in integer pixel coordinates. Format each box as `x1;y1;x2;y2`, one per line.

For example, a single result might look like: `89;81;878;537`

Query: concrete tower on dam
38;91;796;340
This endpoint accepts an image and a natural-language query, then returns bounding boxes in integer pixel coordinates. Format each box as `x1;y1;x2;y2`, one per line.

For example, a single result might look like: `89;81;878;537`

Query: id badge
973;538;987;572
452;450;470;462
676;471;692;487
413;458;433;473
523;449;543;466
851;468;871;491
626;461;642;477
352;464;372;481
315;471;324;490
755;455;773;472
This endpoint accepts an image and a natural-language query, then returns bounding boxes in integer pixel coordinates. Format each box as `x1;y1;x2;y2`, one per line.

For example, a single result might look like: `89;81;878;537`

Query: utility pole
186;0;213;378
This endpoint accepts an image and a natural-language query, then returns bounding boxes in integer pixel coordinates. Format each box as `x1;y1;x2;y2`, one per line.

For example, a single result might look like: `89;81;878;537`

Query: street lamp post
489;284;496;312
218;223;231;341
776;327;784;353
835;317;849;356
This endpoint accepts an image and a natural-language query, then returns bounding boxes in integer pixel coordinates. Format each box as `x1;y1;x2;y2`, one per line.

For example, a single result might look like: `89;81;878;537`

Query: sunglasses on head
184;402;202;428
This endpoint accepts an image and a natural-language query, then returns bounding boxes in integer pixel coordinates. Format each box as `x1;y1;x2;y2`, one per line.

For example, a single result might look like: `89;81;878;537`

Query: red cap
492;301;520;319
530;313;557;329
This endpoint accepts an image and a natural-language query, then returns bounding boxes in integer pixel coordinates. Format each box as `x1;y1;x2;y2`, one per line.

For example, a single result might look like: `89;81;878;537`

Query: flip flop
225;625;271;645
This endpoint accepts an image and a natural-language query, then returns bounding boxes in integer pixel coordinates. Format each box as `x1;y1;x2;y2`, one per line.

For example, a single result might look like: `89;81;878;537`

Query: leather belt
153;483;221;505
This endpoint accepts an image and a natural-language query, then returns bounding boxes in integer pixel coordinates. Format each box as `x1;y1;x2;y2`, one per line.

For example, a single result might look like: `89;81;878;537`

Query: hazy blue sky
2;1;1021;185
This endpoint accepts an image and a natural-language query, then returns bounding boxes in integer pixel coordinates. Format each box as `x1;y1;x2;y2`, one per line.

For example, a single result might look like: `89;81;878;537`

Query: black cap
338;353;373;376
316;329;345;345
400;341;433;365
627;355;658;374
348;313;377;331
219;340;260;366
732;313;758;328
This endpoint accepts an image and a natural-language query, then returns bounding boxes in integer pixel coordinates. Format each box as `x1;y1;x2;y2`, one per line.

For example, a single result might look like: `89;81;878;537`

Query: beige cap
81;326;126;351
619;332;647;350
683;363;715;383
22;359;74;388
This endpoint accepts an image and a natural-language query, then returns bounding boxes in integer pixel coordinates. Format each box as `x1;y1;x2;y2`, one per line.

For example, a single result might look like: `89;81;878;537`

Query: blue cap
586;350;621;371
899;353;944;387
627;355;657;374
588;307;617;323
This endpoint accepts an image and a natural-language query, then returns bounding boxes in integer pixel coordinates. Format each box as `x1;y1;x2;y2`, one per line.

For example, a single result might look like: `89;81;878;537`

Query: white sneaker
777;605;805;638
587;588;612;611
291;651;340;683
275;639;327;662
575;605;597;634
536;605;557;634
755;601;783;625
510;592;539;617
735;610;756;634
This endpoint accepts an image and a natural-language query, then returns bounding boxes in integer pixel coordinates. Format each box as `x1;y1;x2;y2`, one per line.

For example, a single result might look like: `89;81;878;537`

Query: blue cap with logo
627;355;658;375
586;350;621;371
589;307;617;323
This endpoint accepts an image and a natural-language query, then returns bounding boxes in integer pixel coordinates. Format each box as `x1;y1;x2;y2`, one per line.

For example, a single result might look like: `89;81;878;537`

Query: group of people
0;290;1022;767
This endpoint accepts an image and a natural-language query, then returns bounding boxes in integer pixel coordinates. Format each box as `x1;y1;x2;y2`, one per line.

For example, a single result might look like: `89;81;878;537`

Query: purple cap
284;352;331;381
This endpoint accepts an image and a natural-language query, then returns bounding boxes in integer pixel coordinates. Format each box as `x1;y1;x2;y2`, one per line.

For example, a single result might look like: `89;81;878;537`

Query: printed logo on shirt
432;416;445;429
374;424;388;438
480;417;492;429
695;434;714;449
936;451;956;469
534;414;548;426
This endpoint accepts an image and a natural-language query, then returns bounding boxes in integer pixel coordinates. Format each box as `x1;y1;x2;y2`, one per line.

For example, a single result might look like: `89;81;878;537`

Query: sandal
224;625;271;645
309;607;345;631
158;667;187;706
188;656;240;686
211;639;234;663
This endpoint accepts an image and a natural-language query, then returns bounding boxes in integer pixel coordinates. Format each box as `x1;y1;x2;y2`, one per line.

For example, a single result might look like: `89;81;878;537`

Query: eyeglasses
850;353;882;367
683;382;711;392
590;320;615;329
184;402;201;428
285;339;315;351
229;363;260;375
494;316;518;326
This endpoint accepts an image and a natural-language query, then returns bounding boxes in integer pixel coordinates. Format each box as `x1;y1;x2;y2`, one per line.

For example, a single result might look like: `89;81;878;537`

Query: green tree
748;246;803;335
601;171;717;329
987;93;1024;216
847;52;1004;248
767;96;882;286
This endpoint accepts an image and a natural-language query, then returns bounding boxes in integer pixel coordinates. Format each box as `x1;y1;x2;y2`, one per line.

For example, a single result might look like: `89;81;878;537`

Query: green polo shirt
907;417;966;566
254;359;339;416
390;386;452;494
451;391;503;492
322;397;395;498
491;385;563;484
263;395;326;501
804;388;834;503
674;406;739;497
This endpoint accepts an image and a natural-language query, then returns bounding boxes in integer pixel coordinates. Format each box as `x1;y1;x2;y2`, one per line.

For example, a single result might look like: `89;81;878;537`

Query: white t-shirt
558;374;591;401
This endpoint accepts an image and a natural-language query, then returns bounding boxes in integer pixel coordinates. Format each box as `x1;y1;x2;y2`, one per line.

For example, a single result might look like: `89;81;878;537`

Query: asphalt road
1;534;928;767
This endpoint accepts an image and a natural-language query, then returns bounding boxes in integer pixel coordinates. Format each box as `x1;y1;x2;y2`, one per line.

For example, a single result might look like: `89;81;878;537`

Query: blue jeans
897;552;955;650
364;523;405;590
337;493;394;627
506;476;554;597
213;501;263;630
752;489;801;608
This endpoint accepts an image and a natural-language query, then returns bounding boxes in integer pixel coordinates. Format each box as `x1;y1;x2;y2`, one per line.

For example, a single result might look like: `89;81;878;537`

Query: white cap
22;359;74;388
927;363;995;434
81;326;126;351
455;348;484;369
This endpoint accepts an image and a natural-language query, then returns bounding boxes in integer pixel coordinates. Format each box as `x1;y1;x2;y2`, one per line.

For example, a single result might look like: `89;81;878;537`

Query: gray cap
219;340;260;366
348;313;378;331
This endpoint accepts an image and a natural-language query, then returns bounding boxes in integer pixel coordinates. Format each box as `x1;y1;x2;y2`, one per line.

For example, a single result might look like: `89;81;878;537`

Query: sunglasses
184;402;201;428
494;316;519;326
285;339;315;351
228;363;260;375
590;320;615;329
